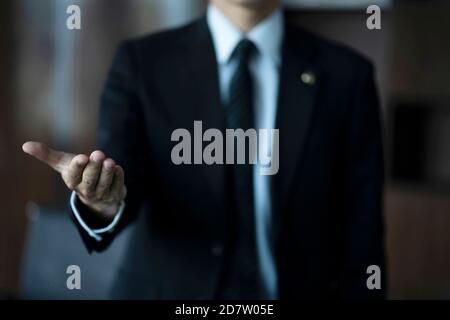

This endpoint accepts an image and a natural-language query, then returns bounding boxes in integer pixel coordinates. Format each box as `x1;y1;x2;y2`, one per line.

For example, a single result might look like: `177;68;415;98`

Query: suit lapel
183;18;228;207
274;24;321;210
178;19;320;213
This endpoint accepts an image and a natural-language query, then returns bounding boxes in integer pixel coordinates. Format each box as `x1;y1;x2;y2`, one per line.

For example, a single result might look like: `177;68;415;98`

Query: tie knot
232;39;257;62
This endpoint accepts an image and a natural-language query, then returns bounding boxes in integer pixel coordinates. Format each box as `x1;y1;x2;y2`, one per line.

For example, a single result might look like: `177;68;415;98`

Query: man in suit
23;0;385;299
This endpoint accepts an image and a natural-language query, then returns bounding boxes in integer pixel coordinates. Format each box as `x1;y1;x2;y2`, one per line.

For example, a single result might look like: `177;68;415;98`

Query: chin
226;0;277;7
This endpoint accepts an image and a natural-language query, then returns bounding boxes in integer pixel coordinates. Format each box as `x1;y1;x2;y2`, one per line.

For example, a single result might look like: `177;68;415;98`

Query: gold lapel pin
301;71;316;86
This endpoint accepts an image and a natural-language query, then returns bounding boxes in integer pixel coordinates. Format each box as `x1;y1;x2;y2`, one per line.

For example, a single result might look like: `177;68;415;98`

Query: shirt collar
207;4;284;66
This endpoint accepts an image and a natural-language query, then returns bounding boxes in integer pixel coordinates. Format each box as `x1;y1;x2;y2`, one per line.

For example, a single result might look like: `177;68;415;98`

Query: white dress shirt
71;4;283;299
207;5;283;299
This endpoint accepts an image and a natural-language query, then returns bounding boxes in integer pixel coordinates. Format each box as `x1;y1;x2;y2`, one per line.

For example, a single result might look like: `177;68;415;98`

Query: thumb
22;141;75;173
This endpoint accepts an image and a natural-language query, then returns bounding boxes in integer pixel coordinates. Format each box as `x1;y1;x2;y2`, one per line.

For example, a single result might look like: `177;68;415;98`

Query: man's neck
210;0;281;33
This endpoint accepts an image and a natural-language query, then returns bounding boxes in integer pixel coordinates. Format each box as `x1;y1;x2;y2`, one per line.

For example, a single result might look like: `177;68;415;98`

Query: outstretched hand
22;141;126;220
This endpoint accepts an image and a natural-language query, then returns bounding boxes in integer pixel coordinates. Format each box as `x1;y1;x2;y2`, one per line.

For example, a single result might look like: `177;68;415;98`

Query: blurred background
1;0;449;299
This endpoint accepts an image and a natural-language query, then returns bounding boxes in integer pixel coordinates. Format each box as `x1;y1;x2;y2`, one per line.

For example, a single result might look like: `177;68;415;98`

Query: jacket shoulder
120;18;204;61
291;24;374;74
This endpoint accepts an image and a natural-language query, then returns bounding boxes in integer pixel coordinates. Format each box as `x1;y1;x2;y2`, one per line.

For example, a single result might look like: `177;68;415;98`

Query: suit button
211;243;224;256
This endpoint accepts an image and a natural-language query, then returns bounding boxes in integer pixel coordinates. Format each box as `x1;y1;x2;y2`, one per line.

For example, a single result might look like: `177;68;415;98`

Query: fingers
95;158;116;199
77;160;125;207
23;142;126;206
22;141;74;173
79;151;106;197
64;150;125;203
63;154;89;190
110;165;126;200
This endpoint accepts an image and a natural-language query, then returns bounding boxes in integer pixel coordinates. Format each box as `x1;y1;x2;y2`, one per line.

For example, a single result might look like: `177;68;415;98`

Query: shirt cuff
70;191;125;242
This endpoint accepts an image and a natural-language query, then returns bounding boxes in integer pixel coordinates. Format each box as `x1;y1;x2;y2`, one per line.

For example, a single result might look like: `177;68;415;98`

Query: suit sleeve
69;41;148;253
339;62;386;299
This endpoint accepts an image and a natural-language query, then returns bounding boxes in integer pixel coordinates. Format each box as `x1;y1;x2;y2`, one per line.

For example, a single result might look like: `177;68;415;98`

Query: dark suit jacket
71;15;386;300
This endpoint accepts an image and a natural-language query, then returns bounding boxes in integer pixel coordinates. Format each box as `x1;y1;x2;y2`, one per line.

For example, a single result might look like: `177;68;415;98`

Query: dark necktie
219;39;264;299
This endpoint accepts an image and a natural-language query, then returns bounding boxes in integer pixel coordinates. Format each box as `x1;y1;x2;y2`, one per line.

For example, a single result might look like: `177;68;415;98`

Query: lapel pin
301;71;316;86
